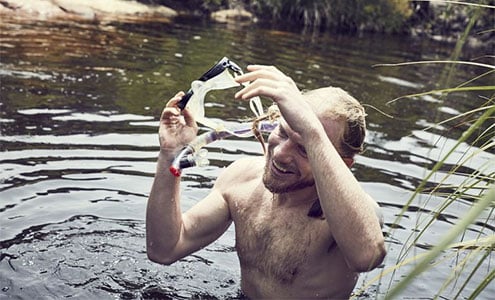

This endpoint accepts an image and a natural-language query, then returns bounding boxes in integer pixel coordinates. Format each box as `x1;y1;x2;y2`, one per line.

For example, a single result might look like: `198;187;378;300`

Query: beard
262;153;315;193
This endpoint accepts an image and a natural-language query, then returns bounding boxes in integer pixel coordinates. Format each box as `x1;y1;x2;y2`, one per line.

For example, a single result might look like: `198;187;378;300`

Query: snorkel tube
169;130;230;177
169;120;279;177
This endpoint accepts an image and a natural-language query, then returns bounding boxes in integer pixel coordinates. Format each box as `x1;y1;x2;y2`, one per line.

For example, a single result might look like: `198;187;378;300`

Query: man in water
146;65;386;299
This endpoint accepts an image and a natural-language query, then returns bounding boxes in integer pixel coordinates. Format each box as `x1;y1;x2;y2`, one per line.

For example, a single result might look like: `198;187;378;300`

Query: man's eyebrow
279;123;305;149
279;124;287;135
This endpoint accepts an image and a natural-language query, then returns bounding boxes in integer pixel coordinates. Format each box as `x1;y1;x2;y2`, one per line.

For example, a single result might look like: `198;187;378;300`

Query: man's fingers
182;107;197;128
161;106;180;123
235;65;284;83
236;86;280;102
246;64;282;74
162;91;186;120
166;91;186;108
235;76;293;101
160;91;197;130
235;70;275;84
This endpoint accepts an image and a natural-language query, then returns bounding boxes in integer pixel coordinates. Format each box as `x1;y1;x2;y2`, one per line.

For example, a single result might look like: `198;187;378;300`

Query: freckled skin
146;66;386;299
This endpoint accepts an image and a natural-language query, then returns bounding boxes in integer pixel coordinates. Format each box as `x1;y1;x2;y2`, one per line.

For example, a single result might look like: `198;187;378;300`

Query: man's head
303;87;367;159
262;87;367;194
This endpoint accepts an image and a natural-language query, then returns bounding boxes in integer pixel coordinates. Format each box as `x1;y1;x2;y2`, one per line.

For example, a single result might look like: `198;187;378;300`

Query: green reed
356;2;495;299
383;105;494;299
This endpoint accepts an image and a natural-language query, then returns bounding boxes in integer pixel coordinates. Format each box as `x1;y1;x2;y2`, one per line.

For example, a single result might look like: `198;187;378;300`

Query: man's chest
232;199;333;284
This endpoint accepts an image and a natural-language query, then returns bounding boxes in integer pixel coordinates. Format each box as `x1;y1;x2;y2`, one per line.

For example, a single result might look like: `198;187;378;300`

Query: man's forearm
146;152;183;264
305;129;385;271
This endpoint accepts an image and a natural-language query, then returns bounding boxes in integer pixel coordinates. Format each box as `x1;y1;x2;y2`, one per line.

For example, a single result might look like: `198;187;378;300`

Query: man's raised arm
146;92;231;265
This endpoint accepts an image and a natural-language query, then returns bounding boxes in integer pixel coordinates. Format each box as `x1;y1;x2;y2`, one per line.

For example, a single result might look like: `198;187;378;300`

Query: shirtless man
146;65;386;299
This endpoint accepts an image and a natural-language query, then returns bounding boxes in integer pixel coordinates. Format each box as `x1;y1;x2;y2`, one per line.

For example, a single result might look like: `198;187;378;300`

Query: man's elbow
146;245;179;266
350;239;387;272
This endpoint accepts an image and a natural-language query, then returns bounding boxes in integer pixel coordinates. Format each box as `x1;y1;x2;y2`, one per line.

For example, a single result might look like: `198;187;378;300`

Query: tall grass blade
373;60;495;70
384;186;495;299
388;105;495;262
467;268;495;300
425;0;495;9
382;103;495;298
386;87;495;104
453;244;494;299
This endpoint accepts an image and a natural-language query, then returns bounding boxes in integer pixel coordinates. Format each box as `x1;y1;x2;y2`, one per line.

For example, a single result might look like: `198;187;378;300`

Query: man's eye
278;128;288;138
298;145;307;157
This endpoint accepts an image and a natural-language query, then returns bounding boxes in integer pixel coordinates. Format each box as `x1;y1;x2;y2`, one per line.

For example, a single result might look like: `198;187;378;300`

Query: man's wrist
158;149;176;161
156;150;178;176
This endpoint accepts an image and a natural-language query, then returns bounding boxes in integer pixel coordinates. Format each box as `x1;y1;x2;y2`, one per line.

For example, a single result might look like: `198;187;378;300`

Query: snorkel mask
177;57;264;130
177;57;242;109
169;57;279;176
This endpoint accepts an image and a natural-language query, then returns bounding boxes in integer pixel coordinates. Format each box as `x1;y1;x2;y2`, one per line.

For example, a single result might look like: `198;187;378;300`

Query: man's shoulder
215;156;266;209
225;156;264;178
215;156;264;187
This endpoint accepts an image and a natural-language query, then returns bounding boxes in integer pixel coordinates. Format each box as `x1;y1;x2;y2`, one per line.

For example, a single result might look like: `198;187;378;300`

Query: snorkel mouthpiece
169;149;210;177
169;145;193;177
169;131;219;177
170;146;210;176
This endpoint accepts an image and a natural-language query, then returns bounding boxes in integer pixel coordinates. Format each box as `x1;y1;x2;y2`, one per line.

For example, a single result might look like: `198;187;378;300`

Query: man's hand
159;91;198;155
234;65;321;137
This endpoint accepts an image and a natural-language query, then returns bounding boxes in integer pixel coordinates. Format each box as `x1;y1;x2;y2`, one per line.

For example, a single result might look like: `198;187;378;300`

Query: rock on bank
0;0;177;22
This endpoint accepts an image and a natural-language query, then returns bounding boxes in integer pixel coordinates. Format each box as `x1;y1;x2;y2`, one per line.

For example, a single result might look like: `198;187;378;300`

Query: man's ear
343;157;354;168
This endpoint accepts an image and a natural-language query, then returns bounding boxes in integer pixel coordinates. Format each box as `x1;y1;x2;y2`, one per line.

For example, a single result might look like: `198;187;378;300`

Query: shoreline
1;0;492;50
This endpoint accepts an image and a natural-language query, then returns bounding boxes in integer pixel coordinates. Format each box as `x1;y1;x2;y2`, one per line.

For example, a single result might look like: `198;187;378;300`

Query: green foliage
243;0;413;32
384;104;494;299
137;0;494;36
360;2;495;298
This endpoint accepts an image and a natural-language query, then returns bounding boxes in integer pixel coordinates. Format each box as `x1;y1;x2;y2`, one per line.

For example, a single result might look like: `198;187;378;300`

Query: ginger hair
303;87;367;158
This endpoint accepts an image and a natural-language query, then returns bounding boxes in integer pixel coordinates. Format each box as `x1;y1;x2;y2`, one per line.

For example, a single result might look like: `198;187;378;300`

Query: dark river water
1;15;494;299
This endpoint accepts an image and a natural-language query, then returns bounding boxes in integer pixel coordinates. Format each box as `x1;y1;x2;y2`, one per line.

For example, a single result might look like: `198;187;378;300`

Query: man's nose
272;140;295;163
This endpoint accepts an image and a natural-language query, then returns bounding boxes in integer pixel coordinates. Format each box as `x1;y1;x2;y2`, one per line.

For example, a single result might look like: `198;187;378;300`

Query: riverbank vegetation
4;1;493;47
148;0;493;39
357;2;494;298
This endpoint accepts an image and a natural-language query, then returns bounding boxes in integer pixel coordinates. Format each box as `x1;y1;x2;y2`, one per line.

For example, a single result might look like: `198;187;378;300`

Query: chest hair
234;194;326;284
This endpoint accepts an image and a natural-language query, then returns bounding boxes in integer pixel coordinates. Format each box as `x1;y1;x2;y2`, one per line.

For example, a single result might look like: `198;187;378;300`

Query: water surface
1;16;494;299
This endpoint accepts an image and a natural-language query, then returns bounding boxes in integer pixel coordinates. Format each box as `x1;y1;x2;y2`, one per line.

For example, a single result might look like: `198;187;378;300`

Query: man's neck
272;187;318;208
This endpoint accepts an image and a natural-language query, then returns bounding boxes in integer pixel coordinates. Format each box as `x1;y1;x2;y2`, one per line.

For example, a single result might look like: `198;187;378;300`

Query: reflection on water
1;15;494;299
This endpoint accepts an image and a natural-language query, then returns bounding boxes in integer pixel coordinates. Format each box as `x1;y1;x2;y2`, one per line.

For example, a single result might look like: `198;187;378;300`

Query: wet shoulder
215;157;264;187
213;157;265;207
